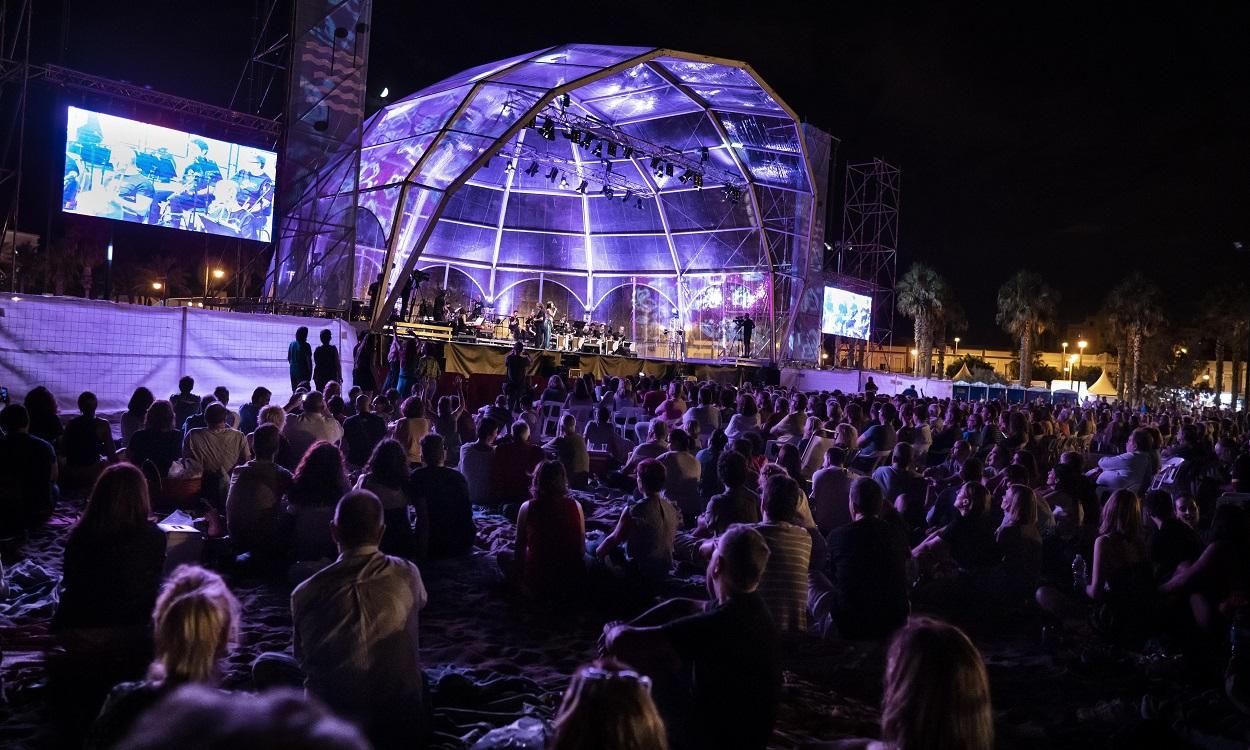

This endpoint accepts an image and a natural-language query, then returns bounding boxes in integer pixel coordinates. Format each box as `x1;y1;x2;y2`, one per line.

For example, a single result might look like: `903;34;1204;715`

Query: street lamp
1077;339;1087;369
953;336;961;356
204;267;225;302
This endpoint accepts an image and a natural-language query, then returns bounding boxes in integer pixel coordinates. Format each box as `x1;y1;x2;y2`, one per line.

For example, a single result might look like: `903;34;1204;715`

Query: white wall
0;295;357;413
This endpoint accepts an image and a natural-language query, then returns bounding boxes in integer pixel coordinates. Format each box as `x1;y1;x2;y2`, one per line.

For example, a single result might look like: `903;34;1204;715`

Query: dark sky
25;2;1250;344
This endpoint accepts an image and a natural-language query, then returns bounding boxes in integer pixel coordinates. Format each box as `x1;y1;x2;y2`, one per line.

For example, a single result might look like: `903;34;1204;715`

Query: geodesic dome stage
286;44;826;361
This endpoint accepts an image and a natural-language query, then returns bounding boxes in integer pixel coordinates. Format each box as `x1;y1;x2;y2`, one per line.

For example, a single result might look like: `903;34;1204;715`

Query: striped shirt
752;522;812;633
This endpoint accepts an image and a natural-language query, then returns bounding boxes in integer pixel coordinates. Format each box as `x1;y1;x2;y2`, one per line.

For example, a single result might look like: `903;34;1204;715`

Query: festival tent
950;362;974;382
969;381;989;401
1088;370;1117;400
1006;385;1027;404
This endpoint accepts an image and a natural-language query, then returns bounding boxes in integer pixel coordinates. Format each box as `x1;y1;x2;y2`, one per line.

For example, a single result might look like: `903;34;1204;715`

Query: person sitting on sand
506;460;587;602
61;391;118;492
410;433;474;559
550;659;669;750
596;459;681;582
805;616;993;750
750;473;813;633
460;417;500;507
693;450;760;538
658;429;702;523
545;413;590;490
810;477;910;640
0;403;58;535
87;565;240;750
285;442;350;566
255;490;428;749
225;423;292;564
490;420;545;509
605;525;781;750
623;419;671;475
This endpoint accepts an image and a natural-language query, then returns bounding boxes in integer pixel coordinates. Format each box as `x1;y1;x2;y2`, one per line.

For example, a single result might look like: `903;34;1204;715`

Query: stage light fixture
679;169;694;183
700;146;709;162
576;179;589;194
525;161;540;177
693;173;703;189
504;160;515;172
540;117;555;140
547;167;559;182
581;132;595;148
650;156;662;170
635;197;644;210
565;126;579;141
560;93;571;109
592;141;603;157
602;159;613;173
665;163;674;177
602;185;614;199
560;175;570;189
623;145;634;158
607;142;618;157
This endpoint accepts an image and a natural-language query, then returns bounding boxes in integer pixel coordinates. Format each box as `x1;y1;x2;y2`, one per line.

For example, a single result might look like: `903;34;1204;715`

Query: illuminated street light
212;269;225;279
953;336;961;356
1077;339;1087;369
151;281;163;290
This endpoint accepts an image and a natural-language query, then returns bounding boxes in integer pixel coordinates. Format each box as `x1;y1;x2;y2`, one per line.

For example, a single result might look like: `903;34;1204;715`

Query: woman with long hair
878;617;993;750
286;441;349;562
550;659;668;750
126;400;183;478
994;484;1043;603
355;438;419;558
122;387;155;445
24;385;63;446
396;338;420;399
433;393;464;468
55;463;166;632
87;565;241;749
512;460;586;601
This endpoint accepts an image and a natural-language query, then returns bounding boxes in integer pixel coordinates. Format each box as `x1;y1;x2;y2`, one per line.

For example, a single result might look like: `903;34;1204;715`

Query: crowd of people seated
3;358;1250;749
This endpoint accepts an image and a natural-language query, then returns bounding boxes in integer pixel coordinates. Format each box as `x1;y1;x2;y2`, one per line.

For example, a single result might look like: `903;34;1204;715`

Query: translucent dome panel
364;86;471;147
447;83;543;139
530;44;651;68
440;184;504;227
424;221;496;264
654;58;762;88
581;84;702;124
672;230;761;271
496;230;584;269
359;133;436;190
659;189;756;233
591;235;674;274
414;132;497;189
491;61;600;89
573;63;669;102
586;193;665;234
502;192;585;234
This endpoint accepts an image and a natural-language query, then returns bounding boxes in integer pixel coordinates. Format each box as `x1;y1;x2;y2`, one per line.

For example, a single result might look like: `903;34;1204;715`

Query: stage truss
838;159;900;366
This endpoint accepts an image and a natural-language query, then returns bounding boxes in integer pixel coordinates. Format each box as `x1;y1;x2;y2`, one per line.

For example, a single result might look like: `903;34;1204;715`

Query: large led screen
821;286;872;340
62;106;277;242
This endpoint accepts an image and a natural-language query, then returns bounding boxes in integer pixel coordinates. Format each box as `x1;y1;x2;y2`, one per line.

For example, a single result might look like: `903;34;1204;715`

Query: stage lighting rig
576;179;589;194
525;161;540;177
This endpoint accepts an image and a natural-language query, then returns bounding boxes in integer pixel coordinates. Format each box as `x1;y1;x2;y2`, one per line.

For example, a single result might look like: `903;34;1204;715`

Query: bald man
290;490;429;747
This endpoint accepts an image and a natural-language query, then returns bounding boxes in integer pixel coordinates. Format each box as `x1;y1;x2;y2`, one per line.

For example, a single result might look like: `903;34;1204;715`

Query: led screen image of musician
821;286;873;340
61;106;277;242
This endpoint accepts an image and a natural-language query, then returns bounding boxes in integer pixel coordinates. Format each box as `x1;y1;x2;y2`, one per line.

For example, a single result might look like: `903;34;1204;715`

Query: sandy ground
1;492;1248;749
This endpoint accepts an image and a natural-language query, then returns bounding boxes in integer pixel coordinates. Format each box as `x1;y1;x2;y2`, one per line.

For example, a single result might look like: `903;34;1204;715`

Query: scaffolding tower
839;159;900;361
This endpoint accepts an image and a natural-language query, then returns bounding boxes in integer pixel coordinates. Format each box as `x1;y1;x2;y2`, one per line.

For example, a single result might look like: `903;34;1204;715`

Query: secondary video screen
62;106;277;242
821;286;872;340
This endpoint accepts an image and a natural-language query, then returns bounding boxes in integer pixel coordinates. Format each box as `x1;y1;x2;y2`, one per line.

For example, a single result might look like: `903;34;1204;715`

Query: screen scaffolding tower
838;159;899;369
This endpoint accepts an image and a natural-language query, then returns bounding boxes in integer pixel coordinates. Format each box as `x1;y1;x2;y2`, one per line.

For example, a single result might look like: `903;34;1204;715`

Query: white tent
1088;370;1117;398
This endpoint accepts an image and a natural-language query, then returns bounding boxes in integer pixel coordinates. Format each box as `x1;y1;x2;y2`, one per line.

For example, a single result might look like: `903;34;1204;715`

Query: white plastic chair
539;402;564;440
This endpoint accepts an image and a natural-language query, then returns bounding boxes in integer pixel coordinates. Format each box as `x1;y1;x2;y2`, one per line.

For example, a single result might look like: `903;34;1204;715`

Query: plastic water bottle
1071;554;1088;591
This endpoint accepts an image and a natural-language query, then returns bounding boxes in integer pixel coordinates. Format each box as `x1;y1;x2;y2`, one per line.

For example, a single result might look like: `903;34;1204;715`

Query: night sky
21;2;1250;345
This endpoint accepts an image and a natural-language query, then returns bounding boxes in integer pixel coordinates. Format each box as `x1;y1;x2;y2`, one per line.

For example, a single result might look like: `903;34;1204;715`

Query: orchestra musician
508;310;524;342
166;138;222;224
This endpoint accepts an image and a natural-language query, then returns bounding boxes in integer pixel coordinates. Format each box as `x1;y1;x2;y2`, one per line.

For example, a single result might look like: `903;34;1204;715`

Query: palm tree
896;262;948;377
996;270;1059;386
1104;272;1165;407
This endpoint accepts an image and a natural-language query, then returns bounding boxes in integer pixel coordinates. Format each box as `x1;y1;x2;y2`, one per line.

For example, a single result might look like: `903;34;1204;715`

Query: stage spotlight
565;126;579;141
650;156;662;171
602;185;614;199
635;197;644;210
665;163;674;177
692;173;703;189
560;175;570;189
504;160;515;172
623;145;634;159
700;146;709;162
525;161;540;177
581;132;595;148
540;117;555;140
547;167;559;182
679;169;694;183
592;141;603;157
576;179;589;194
607;142;618;157
560;93;571;109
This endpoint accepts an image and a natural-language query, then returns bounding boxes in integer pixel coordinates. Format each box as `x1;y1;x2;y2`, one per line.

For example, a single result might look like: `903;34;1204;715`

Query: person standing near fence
313;329;342;392
288;327;313;391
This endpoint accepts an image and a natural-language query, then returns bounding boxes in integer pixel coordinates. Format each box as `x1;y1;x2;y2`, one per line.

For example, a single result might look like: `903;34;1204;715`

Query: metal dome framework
357;44;818;359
